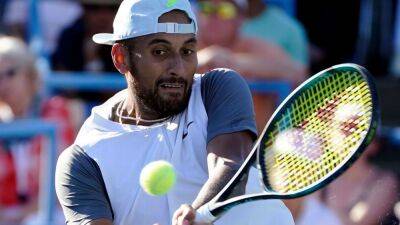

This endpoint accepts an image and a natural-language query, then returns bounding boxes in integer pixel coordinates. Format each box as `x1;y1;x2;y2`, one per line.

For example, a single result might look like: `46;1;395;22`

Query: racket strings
262;71;373;193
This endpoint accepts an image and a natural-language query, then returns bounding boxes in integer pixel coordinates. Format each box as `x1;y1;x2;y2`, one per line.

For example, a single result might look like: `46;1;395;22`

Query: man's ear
111;43;129;74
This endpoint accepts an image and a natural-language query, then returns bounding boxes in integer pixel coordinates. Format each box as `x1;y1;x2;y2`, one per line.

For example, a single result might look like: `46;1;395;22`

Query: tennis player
55;0;293;224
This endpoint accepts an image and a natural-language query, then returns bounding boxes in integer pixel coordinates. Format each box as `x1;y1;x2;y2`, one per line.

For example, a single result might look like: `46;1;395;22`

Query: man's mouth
159;82;185;88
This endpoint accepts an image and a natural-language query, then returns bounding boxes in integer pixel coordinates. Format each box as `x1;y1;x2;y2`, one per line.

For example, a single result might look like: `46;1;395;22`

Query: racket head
257;63;379;198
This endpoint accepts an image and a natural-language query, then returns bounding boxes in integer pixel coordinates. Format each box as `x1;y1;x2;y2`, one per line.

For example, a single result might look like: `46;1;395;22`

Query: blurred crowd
0;0;399;224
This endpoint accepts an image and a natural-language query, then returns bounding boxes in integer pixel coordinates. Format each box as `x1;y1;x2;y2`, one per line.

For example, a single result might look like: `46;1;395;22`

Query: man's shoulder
200;68;250;101
57;144;92;170
200;68;249;95
200;68;248;99
201;68;244;83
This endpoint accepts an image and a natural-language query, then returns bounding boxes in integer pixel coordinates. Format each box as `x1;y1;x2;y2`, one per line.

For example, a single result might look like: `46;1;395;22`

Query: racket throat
209;192;281;217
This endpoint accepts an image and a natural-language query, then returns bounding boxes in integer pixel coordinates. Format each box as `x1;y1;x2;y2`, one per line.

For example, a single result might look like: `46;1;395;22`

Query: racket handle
195;204;217;224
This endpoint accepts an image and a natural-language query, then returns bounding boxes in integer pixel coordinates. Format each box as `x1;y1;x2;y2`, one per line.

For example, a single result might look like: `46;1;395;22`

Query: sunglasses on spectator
0;67;18;81
197;1;238;20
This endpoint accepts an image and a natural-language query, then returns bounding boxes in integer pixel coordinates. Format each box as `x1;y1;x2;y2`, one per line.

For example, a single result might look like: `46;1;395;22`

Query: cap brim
92;33;119;45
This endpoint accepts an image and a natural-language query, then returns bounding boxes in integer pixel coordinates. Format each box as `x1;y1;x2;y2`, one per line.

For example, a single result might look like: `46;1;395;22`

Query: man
55;0;293;224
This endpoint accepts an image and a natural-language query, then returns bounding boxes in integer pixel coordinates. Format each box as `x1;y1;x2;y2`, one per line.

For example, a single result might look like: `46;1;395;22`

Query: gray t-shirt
55;69;257;224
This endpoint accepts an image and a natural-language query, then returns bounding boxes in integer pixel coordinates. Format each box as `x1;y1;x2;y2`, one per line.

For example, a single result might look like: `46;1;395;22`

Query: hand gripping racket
195;63;379;223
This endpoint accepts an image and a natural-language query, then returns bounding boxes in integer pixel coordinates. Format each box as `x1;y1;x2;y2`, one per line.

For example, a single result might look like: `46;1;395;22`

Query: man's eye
182;49;194;55
153;49;167;56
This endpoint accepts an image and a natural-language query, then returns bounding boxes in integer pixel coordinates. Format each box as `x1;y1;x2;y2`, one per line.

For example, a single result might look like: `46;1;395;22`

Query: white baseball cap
93;0;198;45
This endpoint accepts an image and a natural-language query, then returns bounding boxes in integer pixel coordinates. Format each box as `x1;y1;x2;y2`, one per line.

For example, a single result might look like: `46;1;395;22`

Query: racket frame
258;63;379;198
196;63;380;222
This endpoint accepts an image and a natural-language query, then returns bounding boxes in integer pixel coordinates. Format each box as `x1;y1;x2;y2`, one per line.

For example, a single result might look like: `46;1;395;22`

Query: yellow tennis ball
140;160;176;196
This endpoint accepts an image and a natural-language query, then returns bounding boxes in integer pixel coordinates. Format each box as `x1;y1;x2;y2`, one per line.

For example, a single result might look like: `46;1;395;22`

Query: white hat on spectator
93;0;198;45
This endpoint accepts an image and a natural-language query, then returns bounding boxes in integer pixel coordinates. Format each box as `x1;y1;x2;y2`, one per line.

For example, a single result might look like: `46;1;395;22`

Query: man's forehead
144;33;197;45
123;32;196;47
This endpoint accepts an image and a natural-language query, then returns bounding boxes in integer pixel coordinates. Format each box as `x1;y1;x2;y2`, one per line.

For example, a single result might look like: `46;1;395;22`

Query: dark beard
134;77;192;118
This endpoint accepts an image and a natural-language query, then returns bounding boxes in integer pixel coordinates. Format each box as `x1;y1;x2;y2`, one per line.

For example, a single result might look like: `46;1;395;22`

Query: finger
172;211;181;225
177;205;189;225
177;205;195;225
172;205;186;225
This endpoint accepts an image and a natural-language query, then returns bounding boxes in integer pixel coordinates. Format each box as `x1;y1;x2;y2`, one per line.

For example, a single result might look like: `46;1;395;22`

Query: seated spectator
51;0;120;72
0;36;75;225
319;136;399;225
241;0;309;66
196;0;306;130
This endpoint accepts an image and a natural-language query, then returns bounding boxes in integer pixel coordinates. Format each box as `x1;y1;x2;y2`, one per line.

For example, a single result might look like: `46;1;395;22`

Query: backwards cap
93;0;197;45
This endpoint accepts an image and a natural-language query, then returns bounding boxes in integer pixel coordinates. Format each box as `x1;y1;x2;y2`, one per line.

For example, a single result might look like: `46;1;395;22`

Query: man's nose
168;53;185;76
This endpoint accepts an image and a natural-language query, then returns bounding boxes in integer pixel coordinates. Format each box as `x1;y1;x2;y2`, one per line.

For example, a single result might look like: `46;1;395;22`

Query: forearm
192;158;247;209
192;132;253;209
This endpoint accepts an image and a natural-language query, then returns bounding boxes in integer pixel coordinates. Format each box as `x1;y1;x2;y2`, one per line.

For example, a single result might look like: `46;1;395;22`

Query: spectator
0;36;75;225
51;0;120;72
319;137;399;225
196;0;306;130
197;0;305;80
241;0;309;66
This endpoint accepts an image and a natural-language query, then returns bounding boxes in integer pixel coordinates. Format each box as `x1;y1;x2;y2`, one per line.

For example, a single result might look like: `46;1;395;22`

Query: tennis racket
195;63;379;223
